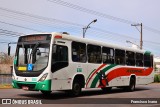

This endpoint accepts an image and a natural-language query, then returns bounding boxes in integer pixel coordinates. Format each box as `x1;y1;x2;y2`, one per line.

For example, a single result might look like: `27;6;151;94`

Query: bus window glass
144;54;151;67
52;45;68;62
126;51;135;66
102;47;114;64
72;41;86;63
87;44;101;63
52;45;68;72
16;43;50;71
136;53;143;67
115;49;125;65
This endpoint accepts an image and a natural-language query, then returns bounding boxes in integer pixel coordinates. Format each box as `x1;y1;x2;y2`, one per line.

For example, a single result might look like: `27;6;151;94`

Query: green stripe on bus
86;69;96;82
90;64;117;88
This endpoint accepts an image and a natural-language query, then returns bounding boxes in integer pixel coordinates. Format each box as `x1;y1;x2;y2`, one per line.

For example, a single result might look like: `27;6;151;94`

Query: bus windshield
14;34;51;72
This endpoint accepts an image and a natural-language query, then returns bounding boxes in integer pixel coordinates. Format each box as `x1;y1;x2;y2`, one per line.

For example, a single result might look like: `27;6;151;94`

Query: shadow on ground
19;87;150;100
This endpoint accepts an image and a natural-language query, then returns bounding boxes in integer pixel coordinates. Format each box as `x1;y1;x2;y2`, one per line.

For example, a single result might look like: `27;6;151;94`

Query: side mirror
8;46;11;56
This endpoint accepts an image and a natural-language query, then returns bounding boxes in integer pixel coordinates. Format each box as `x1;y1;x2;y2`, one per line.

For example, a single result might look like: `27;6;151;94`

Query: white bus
11;32;154;96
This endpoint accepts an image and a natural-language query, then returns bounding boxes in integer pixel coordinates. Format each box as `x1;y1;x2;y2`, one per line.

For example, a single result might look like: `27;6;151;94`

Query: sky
0;0;160;56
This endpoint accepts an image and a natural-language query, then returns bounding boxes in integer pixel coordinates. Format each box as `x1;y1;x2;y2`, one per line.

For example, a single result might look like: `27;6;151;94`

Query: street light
83;19;97;38
131;23;143;50
126;40;140;49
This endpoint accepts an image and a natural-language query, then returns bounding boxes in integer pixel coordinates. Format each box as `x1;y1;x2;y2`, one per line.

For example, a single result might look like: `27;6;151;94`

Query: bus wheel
124;78;135;92
101;87;112;92
41;90;52;95
72;81;81;96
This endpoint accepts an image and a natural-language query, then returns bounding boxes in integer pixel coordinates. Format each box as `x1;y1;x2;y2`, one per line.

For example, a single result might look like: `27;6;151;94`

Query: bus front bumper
12;80;51;91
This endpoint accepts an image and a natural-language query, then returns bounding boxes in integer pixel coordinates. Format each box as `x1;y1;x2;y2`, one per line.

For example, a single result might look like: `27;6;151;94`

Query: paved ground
0;83;160;107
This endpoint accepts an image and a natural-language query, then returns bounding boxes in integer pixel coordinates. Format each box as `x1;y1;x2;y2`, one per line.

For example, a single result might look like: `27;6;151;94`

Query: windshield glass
14;34;51;72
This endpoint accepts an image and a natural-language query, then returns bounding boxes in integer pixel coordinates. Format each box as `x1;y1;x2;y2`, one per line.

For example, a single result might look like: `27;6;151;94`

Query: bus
11;32;154;96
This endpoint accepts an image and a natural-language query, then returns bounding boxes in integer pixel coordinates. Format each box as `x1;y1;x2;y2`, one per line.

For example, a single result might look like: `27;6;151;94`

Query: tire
124;78;135;92
71;81;82;96
41;90;52;95
101;87;112;92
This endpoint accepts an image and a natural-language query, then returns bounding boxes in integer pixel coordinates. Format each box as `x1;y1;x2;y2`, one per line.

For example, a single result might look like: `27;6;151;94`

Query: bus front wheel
71;81;81;96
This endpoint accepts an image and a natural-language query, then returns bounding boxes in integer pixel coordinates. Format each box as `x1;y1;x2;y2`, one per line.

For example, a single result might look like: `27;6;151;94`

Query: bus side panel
51;63;88;90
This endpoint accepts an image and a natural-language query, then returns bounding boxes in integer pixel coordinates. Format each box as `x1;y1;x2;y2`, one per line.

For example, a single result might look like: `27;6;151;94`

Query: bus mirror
8;46;11;56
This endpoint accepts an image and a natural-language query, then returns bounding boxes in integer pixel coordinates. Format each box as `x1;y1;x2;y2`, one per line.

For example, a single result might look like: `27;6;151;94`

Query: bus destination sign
20;35;50;42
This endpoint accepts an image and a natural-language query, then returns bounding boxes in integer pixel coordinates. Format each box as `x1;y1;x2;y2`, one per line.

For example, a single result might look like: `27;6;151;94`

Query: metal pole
131;23;143;50
140;23;143;50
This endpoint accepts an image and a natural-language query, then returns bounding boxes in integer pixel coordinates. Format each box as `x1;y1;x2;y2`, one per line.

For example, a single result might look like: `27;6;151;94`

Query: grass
0;84;12;89
154;74;160;82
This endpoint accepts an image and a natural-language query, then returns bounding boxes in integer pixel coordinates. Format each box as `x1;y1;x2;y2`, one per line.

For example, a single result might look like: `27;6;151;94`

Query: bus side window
87;44;102;63
136;53;143;67
102;47;114;64
115;49;125;65
126;51;135;66
72;41;86;63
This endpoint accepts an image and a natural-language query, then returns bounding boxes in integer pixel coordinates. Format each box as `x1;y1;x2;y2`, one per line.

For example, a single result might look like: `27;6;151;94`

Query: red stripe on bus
107;67;153;82
86;64;106;87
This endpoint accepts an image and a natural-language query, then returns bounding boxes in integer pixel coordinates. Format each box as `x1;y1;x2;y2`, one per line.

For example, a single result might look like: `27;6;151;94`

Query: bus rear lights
38;73;48;82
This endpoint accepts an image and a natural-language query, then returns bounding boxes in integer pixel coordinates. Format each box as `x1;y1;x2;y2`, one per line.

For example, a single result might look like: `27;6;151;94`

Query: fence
0;73;12;85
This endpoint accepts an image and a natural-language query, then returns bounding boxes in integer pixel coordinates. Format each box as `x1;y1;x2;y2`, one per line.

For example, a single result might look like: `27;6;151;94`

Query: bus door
51;42;70;90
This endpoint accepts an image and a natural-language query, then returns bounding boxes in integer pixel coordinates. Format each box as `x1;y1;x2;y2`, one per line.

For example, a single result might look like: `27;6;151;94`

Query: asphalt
0;83;160;107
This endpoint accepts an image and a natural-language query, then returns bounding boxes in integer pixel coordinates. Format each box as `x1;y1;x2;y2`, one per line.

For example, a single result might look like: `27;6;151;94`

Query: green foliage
154;74;160;82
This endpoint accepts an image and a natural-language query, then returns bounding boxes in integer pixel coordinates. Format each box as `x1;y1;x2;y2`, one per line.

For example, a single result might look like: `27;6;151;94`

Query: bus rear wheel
129;78;135;91
124;78;135;92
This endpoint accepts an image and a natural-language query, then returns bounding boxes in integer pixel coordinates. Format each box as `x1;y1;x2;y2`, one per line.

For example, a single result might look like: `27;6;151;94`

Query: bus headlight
38;73;48;82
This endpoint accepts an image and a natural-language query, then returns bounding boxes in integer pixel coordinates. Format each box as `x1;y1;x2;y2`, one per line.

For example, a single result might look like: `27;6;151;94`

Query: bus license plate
22;86;29;90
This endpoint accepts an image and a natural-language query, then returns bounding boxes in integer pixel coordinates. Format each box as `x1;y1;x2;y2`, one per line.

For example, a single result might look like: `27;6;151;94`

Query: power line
0;7;139;40
47;0;136;24
0;7;160;51
48;0;160;35
0;7;83;27
0;28;23;37
0;21;43;32
0;28;23;35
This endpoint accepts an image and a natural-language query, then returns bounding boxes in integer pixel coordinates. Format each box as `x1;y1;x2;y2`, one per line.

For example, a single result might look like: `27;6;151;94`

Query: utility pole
131;23;143;50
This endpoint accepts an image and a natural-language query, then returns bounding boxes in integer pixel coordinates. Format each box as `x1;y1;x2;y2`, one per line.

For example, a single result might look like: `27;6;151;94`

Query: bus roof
52;32;152;55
